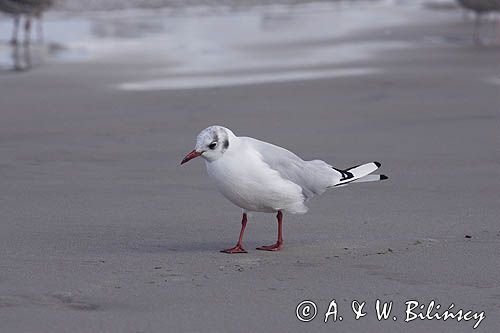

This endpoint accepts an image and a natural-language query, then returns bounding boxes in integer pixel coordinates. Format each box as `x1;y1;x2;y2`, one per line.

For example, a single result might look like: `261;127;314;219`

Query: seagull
181;126;387;254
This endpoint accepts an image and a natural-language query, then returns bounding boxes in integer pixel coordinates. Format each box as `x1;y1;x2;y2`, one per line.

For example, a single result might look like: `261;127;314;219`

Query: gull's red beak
181;150;202;165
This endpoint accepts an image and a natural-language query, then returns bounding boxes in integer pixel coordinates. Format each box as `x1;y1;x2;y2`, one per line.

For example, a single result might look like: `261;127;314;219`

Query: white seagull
181;126;387;254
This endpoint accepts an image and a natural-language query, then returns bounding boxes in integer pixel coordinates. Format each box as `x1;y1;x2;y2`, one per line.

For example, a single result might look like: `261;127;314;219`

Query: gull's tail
332;162;388;187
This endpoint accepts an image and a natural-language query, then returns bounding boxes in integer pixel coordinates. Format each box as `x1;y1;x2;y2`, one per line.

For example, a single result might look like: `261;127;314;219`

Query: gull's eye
208;142;217;150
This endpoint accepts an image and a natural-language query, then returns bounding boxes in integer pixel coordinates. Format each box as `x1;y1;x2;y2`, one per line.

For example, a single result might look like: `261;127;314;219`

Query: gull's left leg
257;211;283;251
220;213;248;254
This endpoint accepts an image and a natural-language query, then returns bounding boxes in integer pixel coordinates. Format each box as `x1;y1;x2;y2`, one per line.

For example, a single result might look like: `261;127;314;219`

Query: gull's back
239;137;342;200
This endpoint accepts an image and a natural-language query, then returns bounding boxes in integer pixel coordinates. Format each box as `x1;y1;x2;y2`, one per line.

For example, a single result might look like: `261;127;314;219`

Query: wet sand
0;2;499;332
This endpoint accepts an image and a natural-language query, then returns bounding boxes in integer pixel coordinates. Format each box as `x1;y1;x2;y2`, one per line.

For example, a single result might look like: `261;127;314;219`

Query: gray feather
240;137;342;199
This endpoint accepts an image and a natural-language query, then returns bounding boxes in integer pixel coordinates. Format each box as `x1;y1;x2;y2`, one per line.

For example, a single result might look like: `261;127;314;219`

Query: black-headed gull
181;126;387;254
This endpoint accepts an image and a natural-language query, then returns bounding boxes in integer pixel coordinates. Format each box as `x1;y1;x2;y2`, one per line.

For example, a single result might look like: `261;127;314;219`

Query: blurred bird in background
0;0;53;44
456;0;500;43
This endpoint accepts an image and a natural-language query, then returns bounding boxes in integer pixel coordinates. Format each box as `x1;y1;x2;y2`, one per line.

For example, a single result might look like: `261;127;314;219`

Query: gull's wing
240;137;342;199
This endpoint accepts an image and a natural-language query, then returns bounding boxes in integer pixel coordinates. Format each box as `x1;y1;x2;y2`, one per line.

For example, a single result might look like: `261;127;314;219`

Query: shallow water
55;0;376;11
0;0;465;89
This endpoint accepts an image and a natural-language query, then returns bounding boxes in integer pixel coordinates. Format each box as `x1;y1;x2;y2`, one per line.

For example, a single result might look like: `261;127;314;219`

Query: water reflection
91;18;165;39
0;43;56;72
1;0;498;78
11;42;32;71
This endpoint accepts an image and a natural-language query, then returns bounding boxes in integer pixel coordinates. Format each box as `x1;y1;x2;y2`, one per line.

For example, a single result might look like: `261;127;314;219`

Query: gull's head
181;126;234;165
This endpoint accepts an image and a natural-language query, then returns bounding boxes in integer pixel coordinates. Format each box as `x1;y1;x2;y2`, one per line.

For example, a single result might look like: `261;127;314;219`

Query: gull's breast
205;153;305;213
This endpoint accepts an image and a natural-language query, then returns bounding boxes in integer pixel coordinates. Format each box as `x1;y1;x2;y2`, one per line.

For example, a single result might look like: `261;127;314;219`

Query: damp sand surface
0;1;499;332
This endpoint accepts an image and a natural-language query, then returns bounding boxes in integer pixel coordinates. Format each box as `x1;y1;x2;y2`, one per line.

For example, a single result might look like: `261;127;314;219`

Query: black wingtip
374;161;381;168
380;174;388;180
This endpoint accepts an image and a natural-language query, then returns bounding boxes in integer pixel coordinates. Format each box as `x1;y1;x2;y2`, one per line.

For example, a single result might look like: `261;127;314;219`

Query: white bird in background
181;126;387;254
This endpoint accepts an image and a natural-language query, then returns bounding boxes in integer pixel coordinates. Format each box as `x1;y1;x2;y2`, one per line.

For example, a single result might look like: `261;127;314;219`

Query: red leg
257;211;283;251
221;213;248;254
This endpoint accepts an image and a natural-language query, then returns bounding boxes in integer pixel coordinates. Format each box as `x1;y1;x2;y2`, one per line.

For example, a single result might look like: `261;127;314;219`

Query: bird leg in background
36;14;44;43
496;16;500;44
11;16;20;45
220;213;248;254
24;16;32;45
257;211;283;251
473;14;481;45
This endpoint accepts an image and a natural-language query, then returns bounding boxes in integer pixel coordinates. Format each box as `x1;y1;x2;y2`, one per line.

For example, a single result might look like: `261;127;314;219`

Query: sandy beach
0;1;499;332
